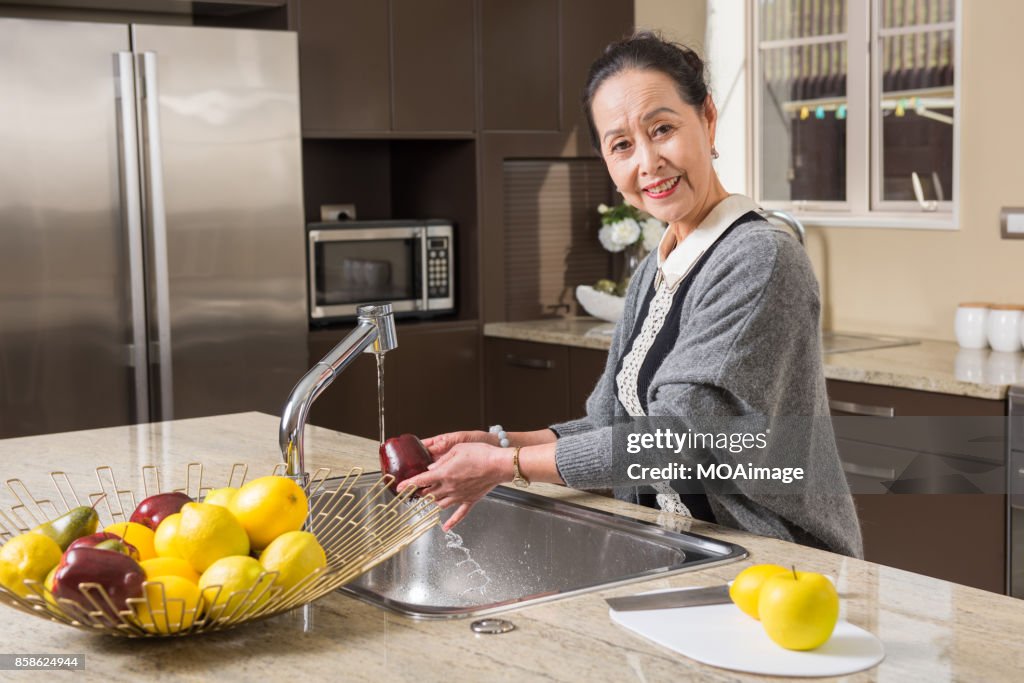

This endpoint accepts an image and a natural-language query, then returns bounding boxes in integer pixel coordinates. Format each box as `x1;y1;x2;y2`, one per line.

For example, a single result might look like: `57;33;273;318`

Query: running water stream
376;353;385;446
376;352;490;598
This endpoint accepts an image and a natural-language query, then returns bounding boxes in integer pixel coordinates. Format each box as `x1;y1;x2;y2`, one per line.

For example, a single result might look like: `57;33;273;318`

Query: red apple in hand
129;491;193;530
380;434;433;492
52;546;146;622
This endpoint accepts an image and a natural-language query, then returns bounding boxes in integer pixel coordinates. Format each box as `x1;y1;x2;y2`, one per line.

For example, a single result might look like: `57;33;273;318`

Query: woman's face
590;68;719;227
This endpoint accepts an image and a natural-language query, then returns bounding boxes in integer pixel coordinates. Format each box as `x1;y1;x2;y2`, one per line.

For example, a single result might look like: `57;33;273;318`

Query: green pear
31;505;99;551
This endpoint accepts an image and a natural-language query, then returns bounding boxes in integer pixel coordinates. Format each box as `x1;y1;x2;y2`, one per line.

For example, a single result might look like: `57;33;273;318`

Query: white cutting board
610;589;885;677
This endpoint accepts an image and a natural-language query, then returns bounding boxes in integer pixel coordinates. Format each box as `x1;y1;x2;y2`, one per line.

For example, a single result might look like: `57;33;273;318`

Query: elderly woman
401;32;862;557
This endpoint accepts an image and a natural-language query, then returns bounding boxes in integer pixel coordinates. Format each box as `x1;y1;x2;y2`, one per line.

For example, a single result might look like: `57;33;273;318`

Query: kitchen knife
605;584;731;612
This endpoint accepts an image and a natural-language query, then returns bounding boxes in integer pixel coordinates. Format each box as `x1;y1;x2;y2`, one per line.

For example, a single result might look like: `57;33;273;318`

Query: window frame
748;0;962;230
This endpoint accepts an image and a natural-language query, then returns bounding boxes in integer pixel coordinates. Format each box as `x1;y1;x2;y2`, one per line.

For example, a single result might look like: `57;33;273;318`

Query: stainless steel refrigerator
0;18;308;439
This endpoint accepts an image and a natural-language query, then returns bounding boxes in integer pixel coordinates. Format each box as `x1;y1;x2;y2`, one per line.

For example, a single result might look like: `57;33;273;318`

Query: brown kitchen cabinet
559;0;636;139
479;0;633;135
570;343;609;411
827;379;1007;593
391;0;476;132
297;0;391;133
484;337;606;431
479;0;559;131
298;0;476;135
306;322;482;442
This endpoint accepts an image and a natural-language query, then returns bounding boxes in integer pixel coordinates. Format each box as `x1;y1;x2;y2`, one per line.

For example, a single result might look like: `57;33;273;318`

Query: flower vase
620;243;647;290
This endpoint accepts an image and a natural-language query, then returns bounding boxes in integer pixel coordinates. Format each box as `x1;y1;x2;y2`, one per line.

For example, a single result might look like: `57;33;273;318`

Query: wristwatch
511;447;530;488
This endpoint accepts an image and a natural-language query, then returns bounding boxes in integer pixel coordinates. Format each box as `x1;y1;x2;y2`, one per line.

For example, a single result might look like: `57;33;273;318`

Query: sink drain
470;618;515;635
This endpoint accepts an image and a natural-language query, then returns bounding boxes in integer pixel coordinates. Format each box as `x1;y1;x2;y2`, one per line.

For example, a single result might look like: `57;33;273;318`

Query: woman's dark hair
582;31;709;150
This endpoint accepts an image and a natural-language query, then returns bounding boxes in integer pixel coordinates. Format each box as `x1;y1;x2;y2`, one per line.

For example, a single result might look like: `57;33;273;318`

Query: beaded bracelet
488;425;510;448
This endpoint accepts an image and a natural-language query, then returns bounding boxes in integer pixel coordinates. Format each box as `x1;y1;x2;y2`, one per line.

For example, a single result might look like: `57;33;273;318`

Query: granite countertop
484;318;1017;400
1;412;1022;681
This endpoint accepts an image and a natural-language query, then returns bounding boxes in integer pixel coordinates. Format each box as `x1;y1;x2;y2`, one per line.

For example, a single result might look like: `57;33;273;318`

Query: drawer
828;380;1006;466
836;438;1006;494
484;338;570;430
827;379;1006;417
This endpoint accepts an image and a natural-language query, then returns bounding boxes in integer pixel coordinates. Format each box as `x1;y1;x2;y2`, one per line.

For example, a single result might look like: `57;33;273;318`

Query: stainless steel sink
314;475;747;619
822;331;919;354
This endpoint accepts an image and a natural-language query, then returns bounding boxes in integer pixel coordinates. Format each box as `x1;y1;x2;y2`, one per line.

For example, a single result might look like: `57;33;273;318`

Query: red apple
379;434;433;492
129;491;192;530
52;547;146;622
66;532;139;560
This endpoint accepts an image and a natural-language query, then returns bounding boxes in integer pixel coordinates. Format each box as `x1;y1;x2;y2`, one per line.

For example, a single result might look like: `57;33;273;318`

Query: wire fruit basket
0;463;438;637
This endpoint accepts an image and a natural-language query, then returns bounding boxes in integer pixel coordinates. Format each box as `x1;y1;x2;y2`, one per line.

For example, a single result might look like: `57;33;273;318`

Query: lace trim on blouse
616;276;691;518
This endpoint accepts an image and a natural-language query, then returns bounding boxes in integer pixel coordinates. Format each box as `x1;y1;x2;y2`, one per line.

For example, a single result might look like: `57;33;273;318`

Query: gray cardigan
552;218;863;558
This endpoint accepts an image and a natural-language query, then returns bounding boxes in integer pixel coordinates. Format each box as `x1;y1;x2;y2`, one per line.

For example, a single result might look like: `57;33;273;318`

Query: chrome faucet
279;303;398;482
760;209;806;246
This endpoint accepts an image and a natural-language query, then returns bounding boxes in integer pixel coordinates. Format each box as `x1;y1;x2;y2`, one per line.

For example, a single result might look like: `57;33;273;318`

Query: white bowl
576;285;625;323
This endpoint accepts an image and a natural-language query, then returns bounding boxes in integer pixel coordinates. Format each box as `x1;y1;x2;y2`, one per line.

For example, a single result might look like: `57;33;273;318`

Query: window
751;0;959;227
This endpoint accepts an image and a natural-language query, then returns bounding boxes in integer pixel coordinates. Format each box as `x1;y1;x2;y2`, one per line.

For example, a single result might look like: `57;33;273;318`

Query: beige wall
639;0;1024;342
635;0;706;49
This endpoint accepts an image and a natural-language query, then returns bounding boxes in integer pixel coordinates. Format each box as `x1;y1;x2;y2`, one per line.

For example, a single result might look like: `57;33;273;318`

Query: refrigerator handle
115;51;150;424
138;51;174;421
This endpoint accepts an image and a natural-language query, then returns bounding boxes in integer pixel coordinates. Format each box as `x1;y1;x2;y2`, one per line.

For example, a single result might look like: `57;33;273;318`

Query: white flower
641;217;667;252
597;203;610;214
598;218;641;252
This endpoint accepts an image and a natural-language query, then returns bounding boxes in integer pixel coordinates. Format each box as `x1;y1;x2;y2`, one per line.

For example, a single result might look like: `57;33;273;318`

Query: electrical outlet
320;203;357;221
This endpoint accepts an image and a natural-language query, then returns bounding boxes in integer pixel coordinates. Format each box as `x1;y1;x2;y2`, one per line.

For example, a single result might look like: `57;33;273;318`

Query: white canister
954;302;990;349
986;305;1024;352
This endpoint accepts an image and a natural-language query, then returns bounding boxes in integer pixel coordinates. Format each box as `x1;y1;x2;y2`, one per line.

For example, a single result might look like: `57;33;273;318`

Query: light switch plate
1001;207;1024;239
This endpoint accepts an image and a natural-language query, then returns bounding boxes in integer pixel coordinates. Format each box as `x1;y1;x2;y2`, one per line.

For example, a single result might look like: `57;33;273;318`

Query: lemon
153;513;184;559
140;557;200;584
105;521;157;561
229;476;308;551
198;555;271;617
176;503;250;573
203;487;239;508
259;531;327;592
43;565;59;608
134;575;202;634
0;533;63;598
729;563;789;620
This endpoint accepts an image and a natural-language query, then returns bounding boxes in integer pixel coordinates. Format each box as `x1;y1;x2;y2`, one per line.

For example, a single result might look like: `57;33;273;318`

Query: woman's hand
397;443;509;532
421;430;496;460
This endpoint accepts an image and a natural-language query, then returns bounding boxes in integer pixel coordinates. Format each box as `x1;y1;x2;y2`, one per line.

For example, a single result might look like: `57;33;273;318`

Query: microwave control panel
427;237;450;298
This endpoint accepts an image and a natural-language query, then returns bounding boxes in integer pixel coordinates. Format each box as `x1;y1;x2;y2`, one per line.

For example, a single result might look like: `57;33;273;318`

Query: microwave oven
307;219;455;324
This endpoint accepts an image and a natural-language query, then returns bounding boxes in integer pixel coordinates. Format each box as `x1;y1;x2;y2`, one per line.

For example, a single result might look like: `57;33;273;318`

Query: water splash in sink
445;530;491;597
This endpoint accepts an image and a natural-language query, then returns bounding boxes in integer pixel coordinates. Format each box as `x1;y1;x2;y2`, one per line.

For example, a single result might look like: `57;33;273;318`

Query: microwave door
309;226;423;319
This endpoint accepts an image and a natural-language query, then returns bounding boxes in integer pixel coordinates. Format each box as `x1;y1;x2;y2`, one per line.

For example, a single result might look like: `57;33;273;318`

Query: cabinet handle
841;462;897;480
505;354;555;370
829;399;895;418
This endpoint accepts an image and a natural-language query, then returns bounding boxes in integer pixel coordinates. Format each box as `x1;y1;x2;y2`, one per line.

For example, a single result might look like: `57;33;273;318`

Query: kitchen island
0;412;1021;681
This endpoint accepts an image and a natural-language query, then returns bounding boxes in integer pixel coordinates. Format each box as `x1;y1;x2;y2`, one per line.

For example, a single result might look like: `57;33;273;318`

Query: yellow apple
729;563;789;620
757;569;839;650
